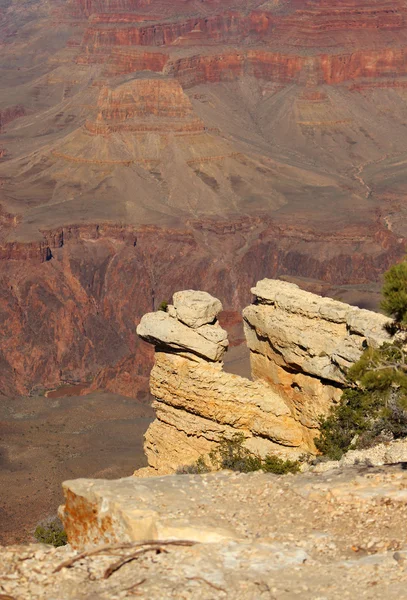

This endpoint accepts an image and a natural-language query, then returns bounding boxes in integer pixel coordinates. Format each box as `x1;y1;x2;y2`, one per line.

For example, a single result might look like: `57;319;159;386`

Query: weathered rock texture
59;464;407;553
137;289;308;474
243;279;392;431
4;463;407;598
137;281;396;474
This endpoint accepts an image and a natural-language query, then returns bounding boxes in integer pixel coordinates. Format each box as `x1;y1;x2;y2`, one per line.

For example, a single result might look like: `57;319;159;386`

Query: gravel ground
1;464;407;599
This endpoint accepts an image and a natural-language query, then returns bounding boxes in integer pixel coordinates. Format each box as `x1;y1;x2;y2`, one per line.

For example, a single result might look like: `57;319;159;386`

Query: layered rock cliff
137;280;394;474
136;289;308;474
243;279;392;433
2;0;407;399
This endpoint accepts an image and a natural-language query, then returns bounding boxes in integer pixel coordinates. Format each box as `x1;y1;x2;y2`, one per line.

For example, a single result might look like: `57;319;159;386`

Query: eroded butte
1;0;407;396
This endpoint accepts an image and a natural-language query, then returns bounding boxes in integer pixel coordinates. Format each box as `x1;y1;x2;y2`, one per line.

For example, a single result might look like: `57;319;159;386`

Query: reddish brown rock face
0;106;26;131
0;218;404;397
1;0;407;396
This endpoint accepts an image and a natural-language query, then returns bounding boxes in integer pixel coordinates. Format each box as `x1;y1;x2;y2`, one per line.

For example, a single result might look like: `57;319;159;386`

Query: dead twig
124;578;147;593
54;540;197;574
103;546;169;579
186;576;226;592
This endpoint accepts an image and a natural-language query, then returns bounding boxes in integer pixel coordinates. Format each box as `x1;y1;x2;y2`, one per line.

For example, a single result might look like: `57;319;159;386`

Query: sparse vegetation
381;260;407;326
176;456;211;474
262;453;301;475
34;517;67;547
157;301;168;312
178;433;301;475
316;259;407;460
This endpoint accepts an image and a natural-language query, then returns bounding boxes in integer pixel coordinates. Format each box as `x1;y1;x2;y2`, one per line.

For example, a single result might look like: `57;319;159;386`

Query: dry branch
54;540;197;575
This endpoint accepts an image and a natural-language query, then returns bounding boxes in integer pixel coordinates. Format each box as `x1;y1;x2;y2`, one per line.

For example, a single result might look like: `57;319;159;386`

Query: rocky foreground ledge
2;465;407;599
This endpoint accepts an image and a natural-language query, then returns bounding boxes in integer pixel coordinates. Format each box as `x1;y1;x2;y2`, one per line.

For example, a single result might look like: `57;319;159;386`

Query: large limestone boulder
59;474;240;550
172;290;223;328
137;310;227;362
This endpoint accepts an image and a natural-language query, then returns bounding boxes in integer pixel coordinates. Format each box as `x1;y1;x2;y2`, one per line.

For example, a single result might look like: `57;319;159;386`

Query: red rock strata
0;217;403;398
1;0;407;399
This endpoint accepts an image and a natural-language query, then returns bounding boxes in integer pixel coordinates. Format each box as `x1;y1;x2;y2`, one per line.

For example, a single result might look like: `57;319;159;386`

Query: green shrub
262;454;301;475
315;357;407;460
209;433;263;472
157;301;168;312
316;257;407;460
176;456;211;474
179;433;301;475
381;261;407;326
34;517;67;547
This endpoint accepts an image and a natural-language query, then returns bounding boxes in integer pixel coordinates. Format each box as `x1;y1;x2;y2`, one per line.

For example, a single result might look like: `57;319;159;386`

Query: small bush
34;517;67;547
315;342;407;460
157;301;168;312
176;456;211;474
179;433;301;475
315;258;407;460
209;433;263;472
262;454;301;475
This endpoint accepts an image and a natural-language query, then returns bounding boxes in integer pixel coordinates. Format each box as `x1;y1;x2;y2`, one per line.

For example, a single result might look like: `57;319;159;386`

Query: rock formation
137;289;308;474
137;280;394;474
243;279;392;431
4;464;407;599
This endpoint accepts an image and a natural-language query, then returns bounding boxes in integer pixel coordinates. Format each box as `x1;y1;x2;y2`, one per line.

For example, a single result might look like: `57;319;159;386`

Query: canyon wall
137;280;393;474
2;0;407;399
0;218;401;399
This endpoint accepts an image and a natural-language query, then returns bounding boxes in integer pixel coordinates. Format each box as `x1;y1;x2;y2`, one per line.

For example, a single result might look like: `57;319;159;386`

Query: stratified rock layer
2;0;407;398
243;279;392;430
137;289;308;475
137;280;398;475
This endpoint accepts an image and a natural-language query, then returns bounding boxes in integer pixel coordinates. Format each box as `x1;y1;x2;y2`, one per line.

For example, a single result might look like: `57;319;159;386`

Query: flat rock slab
295;464;407;503
137;311;226;361
60;473;243;550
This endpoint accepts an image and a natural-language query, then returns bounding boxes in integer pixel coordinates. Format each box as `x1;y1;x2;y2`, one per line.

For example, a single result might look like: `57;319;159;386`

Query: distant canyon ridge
1;0;407;397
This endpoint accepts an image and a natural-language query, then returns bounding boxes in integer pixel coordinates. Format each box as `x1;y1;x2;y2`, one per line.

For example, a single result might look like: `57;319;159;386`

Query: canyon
3;281;407;597
2;0;407;544
1;0;407;398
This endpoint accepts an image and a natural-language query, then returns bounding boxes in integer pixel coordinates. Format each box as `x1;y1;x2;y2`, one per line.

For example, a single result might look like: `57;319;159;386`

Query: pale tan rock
7;466;407;600
137;281;397;476
173;290;223;328
312;439;407;473
139;400;305;475
244;279;393;427
136;346;308;476
249;351;341;444
196;322;229;347
60;475;241;550
140;418;215;475
150;352;304;446
137;311;226;362
251;279;391;337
